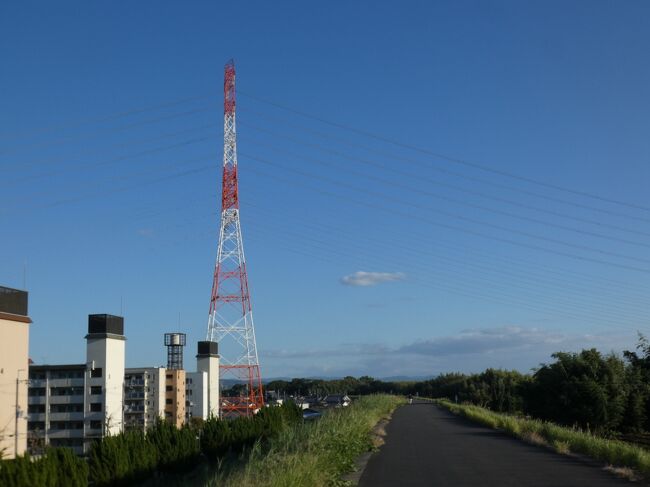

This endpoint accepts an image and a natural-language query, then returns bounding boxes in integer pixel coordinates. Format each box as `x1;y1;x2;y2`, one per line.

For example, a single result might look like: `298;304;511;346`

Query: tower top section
224;60;236;115
164;332;186;370
87;314;124;338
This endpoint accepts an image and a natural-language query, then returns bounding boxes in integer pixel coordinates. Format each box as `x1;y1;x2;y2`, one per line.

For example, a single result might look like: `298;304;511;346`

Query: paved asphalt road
359;401;631;487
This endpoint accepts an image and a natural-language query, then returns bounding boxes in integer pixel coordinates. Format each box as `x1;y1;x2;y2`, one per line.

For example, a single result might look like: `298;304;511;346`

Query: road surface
359;401;631;486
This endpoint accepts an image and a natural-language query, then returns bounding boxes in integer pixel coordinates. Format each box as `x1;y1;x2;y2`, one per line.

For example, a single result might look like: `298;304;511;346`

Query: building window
28;421;45;431
165;399;172;405
50;386;83;396
50;403;83;413
90;420;102;430
28;404;45;414
28;388;45;397
90;386;102;395
91;368;103;378
166;385;173;392
90;403;102;412
166;374;173;379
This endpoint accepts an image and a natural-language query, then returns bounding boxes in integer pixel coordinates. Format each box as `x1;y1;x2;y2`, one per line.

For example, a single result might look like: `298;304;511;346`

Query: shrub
0;448;88;487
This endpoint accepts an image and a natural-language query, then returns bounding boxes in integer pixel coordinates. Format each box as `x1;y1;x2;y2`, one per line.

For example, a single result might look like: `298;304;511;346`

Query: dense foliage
0;402;302;487
0;447;88;487
218;394;403;487
88;421;200;486
268;335;650;434
201;401;302;459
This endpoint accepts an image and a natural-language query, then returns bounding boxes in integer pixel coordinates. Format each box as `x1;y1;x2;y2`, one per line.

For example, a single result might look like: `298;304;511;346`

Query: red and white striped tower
206;60;264;417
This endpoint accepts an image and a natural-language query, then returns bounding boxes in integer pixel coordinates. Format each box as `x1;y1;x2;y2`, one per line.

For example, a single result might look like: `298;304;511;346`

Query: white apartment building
23;313;221;456
123;367;166;432
185;371;208;422
27;314;126;455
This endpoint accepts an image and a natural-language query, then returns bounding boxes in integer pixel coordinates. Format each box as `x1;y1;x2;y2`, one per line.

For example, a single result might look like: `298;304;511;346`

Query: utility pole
206;60;264;418
15;369;25;457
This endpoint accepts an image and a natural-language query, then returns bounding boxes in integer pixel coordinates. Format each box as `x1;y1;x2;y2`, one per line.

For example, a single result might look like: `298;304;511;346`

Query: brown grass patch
604;465;641;482
552;440;571;455
370;419;389;449
522;431;548;447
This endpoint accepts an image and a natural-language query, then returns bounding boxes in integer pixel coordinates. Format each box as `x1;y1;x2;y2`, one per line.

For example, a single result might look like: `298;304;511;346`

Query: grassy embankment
435;398;650;480
214;394;403;487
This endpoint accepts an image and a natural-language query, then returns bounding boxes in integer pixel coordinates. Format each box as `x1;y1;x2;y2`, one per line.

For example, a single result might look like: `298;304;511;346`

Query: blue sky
1;1;650;378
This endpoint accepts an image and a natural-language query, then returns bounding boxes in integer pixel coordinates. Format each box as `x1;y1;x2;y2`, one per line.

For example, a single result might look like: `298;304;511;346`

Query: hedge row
0;447;87;487
1;402;303;487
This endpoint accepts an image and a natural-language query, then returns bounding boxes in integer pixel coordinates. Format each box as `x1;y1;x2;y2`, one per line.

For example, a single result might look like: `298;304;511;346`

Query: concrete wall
196;355;220;418
0;315;30;458
164;369;185;428
186;371;208;421
86;334;125;435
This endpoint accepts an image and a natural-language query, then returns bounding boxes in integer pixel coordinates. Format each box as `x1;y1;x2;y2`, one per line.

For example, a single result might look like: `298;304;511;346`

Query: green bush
201;402;302;461
0;448;88;487
88;421;200;486
217;394;403;487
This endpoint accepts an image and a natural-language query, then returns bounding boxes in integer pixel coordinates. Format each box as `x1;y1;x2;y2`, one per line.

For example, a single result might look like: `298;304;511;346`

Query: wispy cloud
260;326;633;377
340;271;406;287
398;326;569;357
137;228;155;238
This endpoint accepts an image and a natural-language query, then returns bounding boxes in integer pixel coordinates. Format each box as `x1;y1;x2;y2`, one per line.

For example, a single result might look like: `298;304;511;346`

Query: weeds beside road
436;399;650;482
216;394;403;487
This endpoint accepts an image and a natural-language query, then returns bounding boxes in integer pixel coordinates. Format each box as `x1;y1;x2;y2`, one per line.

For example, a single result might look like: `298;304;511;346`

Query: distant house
323;394;351;407
295;396;320;410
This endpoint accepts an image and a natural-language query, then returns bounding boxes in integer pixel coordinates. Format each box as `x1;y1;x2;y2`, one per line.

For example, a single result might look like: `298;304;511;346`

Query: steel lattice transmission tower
206;60;264;417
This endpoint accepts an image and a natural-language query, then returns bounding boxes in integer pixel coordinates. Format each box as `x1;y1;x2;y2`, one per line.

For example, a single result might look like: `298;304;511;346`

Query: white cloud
340;271;406;287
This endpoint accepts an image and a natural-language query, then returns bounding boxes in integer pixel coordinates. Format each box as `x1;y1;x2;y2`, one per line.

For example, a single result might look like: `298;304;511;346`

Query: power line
0;104;216;157
242;206;650;325
238;90;650;213
2;135;215;188
238;114;650;229
0;93;215;141
2;121;220;173
240;152;650;273
2;158;215;215
242;200;650;314
241;131;650;250
242;224;645;330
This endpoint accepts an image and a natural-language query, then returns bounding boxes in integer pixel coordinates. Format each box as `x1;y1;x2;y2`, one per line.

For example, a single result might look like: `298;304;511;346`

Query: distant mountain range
220;375;436;386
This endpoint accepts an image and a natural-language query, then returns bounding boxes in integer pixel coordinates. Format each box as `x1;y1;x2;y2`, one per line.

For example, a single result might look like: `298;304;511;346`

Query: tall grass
436;399;650;479
213;394;403;487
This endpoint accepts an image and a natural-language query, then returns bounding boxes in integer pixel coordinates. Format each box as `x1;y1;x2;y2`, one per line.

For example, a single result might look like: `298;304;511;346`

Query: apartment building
27;314;126;455
163;369;185;428
0;286;31;459
196;341;220;418
185;371;208;423
123;367;165;432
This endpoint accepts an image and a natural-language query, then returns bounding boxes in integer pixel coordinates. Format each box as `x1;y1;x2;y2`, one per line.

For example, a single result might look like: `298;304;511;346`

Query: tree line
267;335;650;434
0;402;302;487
